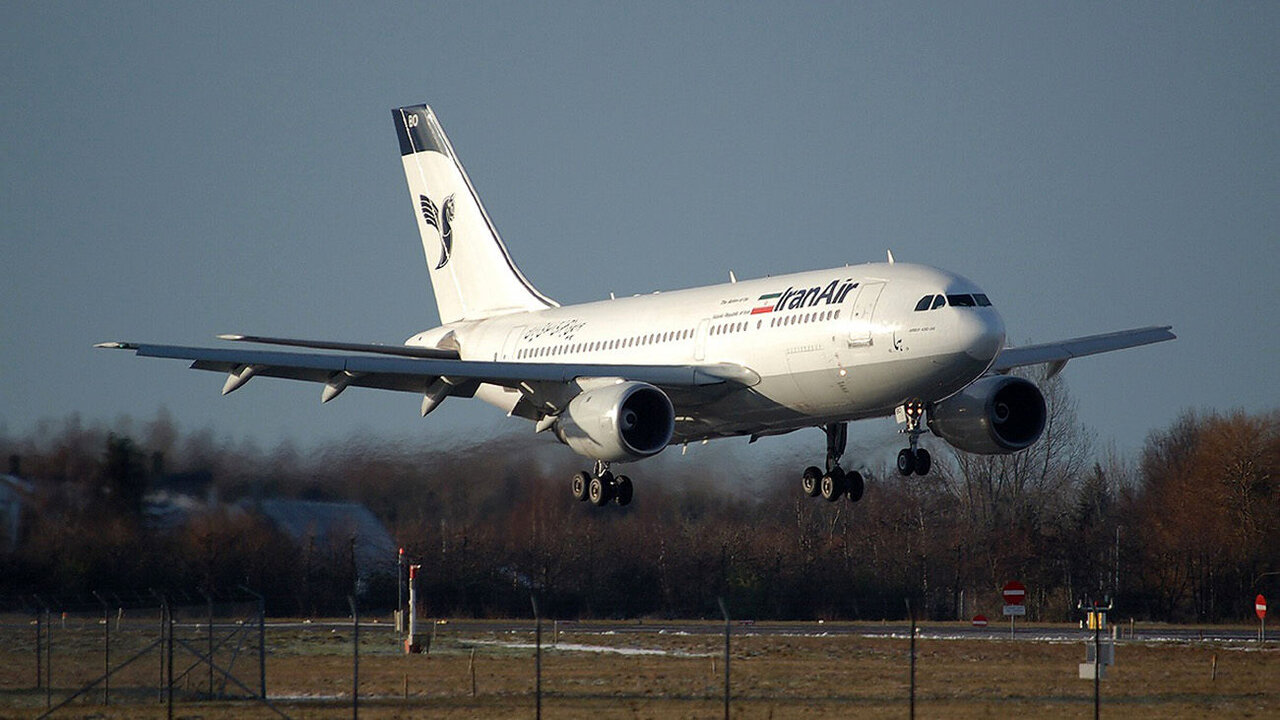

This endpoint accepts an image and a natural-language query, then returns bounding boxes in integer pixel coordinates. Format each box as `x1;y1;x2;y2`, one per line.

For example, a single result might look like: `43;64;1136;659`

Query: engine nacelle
927;375;1047;454
553;381;674;462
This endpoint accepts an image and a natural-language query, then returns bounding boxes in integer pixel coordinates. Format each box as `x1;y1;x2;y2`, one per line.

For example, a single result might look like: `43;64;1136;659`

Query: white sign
1003;604;1027;617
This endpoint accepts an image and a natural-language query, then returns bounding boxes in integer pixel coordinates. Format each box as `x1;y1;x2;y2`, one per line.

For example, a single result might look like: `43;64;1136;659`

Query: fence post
531;596;542;720
44;607;52;710
906;598;916;720
167;603;174;720
349;595;359;720
93;591;110;705
717;597;730;720
238;585;267;700
34;607;41;692
202;590;214;698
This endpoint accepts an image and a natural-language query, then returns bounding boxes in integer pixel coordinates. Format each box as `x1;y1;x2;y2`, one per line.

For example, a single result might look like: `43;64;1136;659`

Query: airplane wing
95;341;759;416
990;326;1175;377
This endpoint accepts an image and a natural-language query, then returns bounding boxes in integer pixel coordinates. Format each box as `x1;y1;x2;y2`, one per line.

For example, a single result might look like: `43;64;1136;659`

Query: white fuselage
408;261;1006;444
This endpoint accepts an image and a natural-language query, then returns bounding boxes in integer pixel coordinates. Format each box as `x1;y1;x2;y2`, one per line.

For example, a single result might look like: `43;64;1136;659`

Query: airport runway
277;618;1267;645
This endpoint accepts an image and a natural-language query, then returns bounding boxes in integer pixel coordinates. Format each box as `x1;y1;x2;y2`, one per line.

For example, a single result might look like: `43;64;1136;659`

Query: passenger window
915;295;933;312
931;295;946;310
974;293;992;307
947;294;975;307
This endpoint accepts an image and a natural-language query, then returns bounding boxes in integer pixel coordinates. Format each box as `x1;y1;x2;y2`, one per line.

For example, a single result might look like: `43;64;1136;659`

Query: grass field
1;618;1276;719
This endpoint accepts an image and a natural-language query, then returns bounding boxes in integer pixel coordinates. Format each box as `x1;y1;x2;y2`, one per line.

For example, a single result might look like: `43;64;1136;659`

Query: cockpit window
974;293;992;307
914;295;933;311
947;294;976;307
931;295;947;310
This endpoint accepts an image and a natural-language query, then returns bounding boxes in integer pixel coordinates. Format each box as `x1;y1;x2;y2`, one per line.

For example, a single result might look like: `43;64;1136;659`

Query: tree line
2;383;1276;622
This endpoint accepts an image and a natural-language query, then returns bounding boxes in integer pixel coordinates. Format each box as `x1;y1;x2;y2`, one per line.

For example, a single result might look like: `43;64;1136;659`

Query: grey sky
2;2;1276;467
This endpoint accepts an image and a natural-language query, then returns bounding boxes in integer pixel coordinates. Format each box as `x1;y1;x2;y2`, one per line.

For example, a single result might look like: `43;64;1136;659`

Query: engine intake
927;375;1046;454
554;381;674;462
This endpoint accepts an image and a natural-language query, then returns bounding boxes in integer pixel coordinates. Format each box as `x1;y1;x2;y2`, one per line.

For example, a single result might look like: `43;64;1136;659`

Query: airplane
98;103;1175;508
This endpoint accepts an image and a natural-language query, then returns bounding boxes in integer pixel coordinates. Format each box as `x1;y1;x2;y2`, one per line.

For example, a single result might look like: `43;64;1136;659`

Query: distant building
0;473;33;552
251;498;396;586
140;470;219;529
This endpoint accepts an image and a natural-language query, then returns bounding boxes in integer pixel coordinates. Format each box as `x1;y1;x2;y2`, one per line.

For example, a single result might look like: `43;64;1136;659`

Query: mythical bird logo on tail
419;193;455;269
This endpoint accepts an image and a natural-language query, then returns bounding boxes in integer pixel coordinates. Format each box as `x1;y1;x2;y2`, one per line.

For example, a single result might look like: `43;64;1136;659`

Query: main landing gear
571;460;633;507
896;399;932;477
800;422;865;503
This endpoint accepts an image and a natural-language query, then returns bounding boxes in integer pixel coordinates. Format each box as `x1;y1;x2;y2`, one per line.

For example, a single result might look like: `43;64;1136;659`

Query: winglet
94;342;138;350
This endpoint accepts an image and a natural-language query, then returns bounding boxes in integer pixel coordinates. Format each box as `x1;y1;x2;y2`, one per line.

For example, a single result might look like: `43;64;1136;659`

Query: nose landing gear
897;400;932;477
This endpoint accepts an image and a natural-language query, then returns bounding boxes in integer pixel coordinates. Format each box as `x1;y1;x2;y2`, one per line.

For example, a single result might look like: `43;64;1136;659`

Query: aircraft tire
571;471;591;502
588;476;613;506
801;466;823;497
820;469;844;502
897;449;916;476
613;475;634;506
914;449;931;476
845;470;865;502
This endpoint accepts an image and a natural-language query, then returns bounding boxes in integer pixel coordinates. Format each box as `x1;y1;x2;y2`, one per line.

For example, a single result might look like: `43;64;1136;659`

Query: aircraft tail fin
393;105;556;323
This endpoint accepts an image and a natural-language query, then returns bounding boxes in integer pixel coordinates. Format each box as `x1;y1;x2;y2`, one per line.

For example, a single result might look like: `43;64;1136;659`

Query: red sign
1002;581;1026;605
972;615;988;627
1257;594;1267;620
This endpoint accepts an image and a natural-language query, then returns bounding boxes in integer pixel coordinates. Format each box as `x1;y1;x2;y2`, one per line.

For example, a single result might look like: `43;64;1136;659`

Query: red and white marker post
1002;581;1027;637
1257;594;1267;643
405;564;422;654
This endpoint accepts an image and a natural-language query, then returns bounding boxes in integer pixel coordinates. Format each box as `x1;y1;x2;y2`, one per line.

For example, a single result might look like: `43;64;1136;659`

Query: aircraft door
847;282;885;347
501;326;526;361
694;319;710;361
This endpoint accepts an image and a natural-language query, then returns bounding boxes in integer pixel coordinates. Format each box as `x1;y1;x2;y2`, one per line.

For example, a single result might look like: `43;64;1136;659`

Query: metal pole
204;591;214;698
34;609;41;691
45;608;51;710
717;597;730;720
349;595;359;720
157;602;165;703
167;605;174;720
531;596;541;720
397;548;404;636
907;599;916;720
93;591;110;705
237;586;267;700
1093;614;1100;720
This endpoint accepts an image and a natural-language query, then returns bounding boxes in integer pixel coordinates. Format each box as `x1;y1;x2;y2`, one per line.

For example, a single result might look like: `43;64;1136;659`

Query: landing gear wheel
613;475;634;506
897;448;917;476
844;471;865;502
820;468;845;502
571;471;591;502
913;449;931;476
588;474;614;506
801;466;823;498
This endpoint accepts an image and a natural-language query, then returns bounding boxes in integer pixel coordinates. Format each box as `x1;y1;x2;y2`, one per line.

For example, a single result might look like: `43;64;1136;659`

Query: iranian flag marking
752;292;781;314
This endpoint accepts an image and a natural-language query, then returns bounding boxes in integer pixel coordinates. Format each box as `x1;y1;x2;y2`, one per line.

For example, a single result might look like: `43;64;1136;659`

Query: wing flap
217;334;461;360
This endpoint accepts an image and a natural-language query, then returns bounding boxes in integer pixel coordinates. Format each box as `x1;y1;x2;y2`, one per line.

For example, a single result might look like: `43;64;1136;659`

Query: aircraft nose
962;309;1005;365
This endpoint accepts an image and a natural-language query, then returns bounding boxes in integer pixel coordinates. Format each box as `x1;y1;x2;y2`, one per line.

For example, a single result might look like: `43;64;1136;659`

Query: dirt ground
1;619;1276;719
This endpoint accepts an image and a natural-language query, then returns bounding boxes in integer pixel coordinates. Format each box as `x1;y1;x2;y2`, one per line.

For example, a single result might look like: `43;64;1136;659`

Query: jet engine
927;375;1047;454
553;381;675;462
